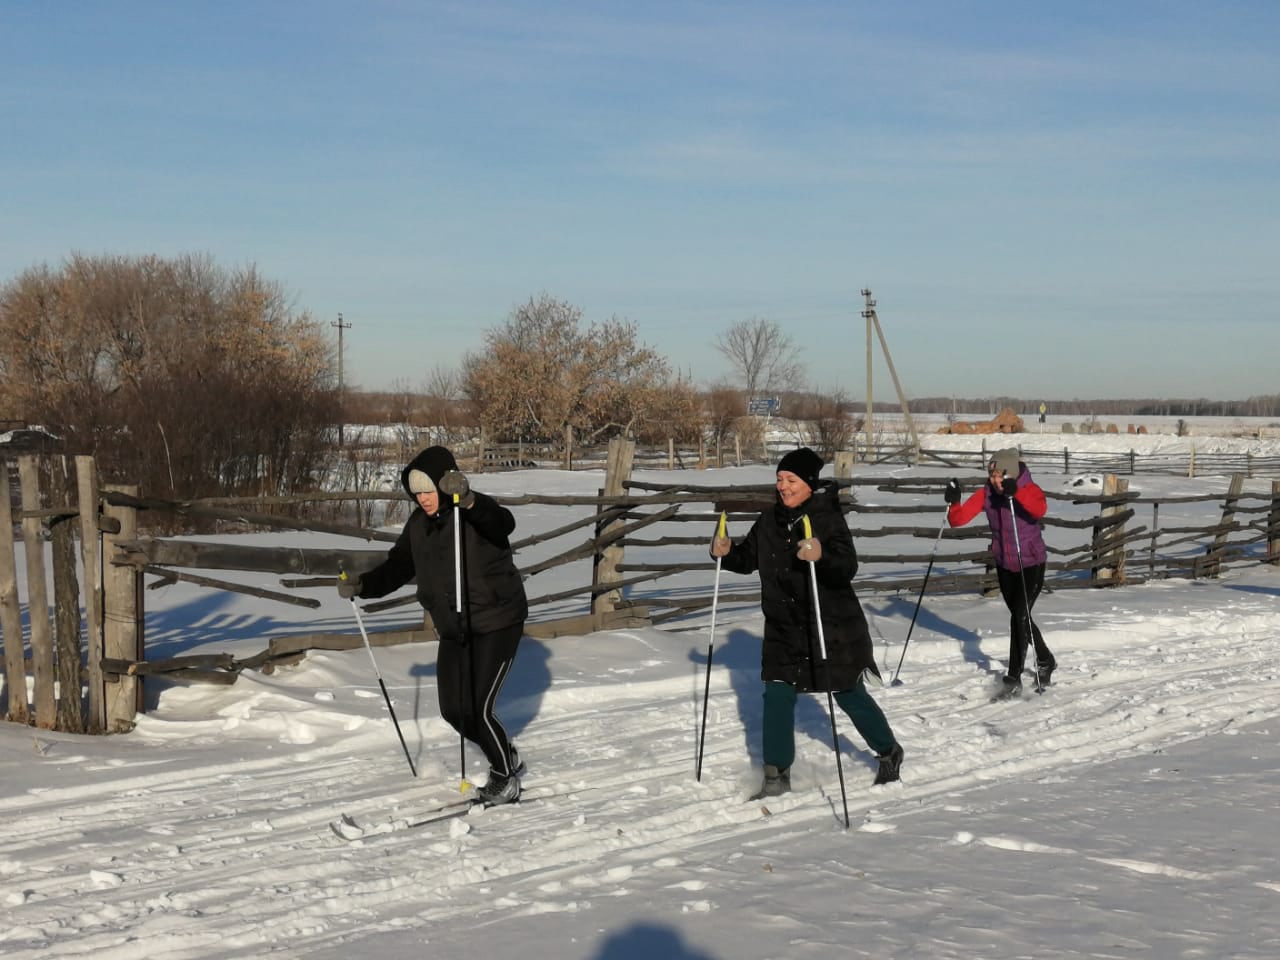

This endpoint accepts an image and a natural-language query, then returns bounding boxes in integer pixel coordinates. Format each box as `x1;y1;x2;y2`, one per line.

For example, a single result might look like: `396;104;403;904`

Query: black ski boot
1035;658;1057;688
873;743;904;785
508;743;526;777
749;764;791;801
476;769;521;806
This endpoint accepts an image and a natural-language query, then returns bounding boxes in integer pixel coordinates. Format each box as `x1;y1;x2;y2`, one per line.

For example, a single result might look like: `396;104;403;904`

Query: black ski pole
890;511;949;686
802;515;850;830
1008;496;1043;694
696;512;727;782
342;577;417;779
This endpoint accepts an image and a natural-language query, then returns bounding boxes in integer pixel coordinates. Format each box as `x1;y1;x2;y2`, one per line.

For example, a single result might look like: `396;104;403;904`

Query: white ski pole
453;493;473;792
342;573;417;778
802;514;850;830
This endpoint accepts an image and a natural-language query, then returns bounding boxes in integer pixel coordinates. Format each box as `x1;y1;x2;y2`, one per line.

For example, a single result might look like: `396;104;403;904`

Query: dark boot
476;769;521;806
749;764;791;800
873;743;904;785
1035;658;1057;687
508;743;526;777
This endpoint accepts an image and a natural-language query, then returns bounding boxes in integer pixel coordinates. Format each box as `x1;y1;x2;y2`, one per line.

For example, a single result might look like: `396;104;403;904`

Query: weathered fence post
77;456;106;733
734;435;742;467
19;457;56;728
563;424;574;471
103;484;143;731
1091;473;1128;585
1198;474;1243;579
834;450;855;504
0;459;29;723
667;438;674;470
1269;480;1280;565
698;438;706;470
591;437;635;623
50;457;84;733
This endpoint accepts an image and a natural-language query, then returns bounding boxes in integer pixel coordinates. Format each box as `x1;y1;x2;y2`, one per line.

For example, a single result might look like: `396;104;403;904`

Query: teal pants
762;679;896;769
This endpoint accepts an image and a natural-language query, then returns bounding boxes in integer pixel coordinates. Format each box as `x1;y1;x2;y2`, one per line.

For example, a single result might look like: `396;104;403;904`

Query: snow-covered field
3;431;1280;959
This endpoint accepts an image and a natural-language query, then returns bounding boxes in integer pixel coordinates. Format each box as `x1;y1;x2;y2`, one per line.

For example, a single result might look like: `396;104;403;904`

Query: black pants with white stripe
436;623;523;776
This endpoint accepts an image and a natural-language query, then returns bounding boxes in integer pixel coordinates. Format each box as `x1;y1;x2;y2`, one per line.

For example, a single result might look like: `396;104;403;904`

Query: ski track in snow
2;572;1280;959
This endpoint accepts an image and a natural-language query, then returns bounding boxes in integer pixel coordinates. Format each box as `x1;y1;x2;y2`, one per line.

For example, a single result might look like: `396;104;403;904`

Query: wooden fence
4;439;1280;734
469;434;1280;479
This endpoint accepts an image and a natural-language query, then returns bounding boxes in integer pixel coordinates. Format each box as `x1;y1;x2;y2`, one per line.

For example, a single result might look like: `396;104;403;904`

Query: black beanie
776;447;823;490
401;445;458;497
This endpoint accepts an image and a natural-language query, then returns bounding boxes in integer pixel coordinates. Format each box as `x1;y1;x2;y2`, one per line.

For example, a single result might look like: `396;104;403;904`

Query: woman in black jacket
339;446;528;804
712;447;903;798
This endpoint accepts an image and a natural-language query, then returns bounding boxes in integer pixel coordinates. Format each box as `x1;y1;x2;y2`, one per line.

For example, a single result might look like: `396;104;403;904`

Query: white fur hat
406;468;436;494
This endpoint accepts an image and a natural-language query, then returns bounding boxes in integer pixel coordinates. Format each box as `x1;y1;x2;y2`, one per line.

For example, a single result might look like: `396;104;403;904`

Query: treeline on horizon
899;397;1280;418
346;388;1280;423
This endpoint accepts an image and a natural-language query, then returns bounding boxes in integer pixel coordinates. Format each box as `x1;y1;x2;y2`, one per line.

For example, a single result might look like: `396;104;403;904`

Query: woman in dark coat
945;447;1056;698
338;446;528;804
712;447;903;797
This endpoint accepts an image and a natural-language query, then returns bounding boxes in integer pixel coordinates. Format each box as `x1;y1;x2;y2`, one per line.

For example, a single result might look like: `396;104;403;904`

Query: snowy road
4;561;1280;959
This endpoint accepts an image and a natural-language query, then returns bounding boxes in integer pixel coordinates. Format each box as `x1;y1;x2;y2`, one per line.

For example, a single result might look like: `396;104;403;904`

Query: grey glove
438;469;475;508
337;574;361;600
796;537;823;562
944;478;962;505
710;536;731;558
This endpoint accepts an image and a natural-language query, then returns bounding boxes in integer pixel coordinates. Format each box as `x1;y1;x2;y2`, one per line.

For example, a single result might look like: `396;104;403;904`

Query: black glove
944;478;961;505
438;469;475;508
1001;475;1018;497
336;573;361;599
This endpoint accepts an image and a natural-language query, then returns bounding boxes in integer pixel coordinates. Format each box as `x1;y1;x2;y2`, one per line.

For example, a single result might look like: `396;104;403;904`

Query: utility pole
861;289;920;464
863;289;874;461
332;313;351;448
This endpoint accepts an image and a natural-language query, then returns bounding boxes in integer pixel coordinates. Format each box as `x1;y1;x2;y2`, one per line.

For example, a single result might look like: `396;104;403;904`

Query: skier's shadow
869;597;990;674
589;922;718;959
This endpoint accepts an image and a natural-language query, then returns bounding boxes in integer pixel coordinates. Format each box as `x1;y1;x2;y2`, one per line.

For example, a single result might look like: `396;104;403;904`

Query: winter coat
719;482;877;691
356;490;528;641
946;463;1048;570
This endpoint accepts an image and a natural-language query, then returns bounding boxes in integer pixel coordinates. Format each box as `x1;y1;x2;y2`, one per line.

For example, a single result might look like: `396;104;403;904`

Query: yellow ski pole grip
802;515;812;539
717;511;727;538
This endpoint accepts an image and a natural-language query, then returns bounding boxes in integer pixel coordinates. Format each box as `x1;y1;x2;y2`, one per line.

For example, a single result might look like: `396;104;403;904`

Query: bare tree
714;317;805;401
463;294;697;453
0;253;337;501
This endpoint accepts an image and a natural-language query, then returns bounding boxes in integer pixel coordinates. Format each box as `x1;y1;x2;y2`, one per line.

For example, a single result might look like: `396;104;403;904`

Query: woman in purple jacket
945;448;1057;697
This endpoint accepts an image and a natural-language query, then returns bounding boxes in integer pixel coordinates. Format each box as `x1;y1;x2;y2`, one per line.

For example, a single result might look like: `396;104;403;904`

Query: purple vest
984;467;1047;571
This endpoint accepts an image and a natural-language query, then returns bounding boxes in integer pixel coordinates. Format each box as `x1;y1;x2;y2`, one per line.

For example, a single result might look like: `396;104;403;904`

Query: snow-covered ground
3;432;1280;959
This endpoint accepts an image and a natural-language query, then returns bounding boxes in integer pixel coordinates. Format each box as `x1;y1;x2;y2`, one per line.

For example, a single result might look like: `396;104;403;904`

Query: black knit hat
776;447;824;490
402;445;458;497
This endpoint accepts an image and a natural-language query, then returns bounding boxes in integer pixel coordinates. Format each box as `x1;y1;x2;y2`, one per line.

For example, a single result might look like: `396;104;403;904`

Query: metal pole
802;515;850;829
696;512;727;781
346;591;417;778
890;512;949;685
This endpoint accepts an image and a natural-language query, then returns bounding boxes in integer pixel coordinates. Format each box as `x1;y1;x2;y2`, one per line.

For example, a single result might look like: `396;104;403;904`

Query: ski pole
695;511;727;782
890;511;949;686
453;492;472;792
342;573;417;779
1008;495;1043;694
802;515;850;830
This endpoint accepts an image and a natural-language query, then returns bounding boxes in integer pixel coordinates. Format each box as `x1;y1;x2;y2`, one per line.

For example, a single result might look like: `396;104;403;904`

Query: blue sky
2;2;1276;401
